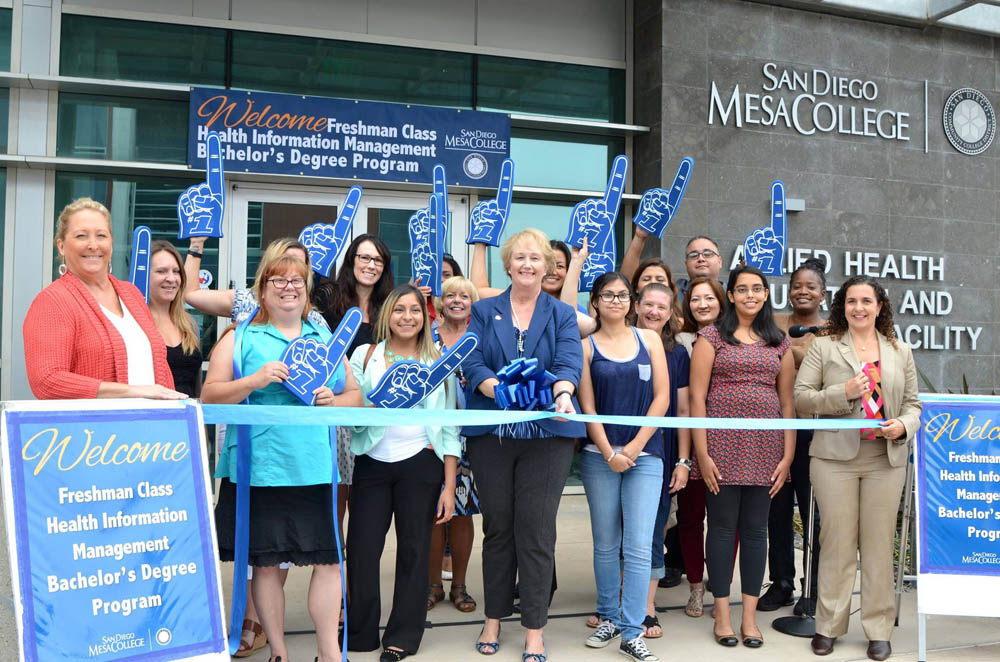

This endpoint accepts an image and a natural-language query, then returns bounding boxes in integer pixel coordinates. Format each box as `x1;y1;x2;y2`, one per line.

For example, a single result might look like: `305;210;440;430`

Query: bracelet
675;458;693;470
188;249;203;259
554;389;573;401
606;451;618;464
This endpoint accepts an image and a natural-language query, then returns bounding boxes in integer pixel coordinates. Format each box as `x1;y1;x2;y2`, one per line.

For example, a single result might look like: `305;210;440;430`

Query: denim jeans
581;451;664;641
649;497;670;580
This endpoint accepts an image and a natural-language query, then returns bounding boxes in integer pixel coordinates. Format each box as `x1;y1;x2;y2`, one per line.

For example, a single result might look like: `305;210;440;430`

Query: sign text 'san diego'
188;88;511;187
1;402;227;662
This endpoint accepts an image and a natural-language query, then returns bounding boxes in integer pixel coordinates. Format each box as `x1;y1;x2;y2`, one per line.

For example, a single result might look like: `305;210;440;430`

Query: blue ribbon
201;404;882;430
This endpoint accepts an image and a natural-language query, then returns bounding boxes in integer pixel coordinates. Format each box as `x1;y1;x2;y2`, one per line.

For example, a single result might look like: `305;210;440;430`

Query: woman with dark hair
760;257;827;614
348;283;459;661
689;264;796;648
442;253;463;280
795;277;920;661
313;233;395;539
578;273;668;662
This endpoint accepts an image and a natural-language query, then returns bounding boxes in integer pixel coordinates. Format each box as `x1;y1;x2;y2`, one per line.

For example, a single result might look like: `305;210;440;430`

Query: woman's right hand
130;384;189;400
844;371;870;400
607;452;634;473
699;453;722;494
253;361;289;389
189;236;207;252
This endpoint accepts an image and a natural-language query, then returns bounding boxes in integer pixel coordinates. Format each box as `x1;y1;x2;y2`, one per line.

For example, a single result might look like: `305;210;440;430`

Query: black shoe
811;634;836;656
380;647;409;662
512;601;521;614
657;567;682;588
867;640;891;661
757;581;794;611
793;593;816;616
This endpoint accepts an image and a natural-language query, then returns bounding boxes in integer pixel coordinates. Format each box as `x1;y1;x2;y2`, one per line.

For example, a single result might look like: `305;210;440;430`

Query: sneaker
657;567;682;588
757;581;794;612
586;620;621;648
619;636;659;661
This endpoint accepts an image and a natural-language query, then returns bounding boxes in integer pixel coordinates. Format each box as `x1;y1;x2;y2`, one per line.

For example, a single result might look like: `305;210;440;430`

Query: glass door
357;190;469;286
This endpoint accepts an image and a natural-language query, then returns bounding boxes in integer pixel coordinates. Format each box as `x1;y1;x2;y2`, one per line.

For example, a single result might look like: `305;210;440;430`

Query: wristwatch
675;458;693;470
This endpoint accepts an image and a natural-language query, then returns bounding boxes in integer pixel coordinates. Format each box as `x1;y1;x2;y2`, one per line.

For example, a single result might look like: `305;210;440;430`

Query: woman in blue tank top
577;272;670;662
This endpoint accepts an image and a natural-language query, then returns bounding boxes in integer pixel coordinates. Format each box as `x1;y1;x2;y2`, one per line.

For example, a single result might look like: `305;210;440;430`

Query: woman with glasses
689;265;795;649
313;234;396;561
578;272;669;662
205;253;362;662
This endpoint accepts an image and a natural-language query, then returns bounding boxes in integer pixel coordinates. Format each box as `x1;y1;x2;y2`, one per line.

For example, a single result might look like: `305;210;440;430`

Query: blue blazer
462;289;586;439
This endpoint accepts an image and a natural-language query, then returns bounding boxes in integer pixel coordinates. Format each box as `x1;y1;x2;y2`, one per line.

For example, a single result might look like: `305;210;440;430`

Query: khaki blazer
794;330;921;467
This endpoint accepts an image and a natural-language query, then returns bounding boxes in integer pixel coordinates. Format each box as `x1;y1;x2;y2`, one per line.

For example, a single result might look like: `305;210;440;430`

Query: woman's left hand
313;386;335;406
769;459;792;498
668;464;690;494
435;489;456;524
880;418;906;440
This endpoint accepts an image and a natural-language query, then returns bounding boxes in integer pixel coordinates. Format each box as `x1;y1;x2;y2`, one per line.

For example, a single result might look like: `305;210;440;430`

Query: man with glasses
677;236;724;301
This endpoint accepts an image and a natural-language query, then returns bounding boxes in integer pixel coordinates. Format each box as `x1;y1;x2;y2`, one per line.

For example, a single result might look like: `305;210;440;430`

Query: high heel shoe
475;622;501;656
522;637;546;662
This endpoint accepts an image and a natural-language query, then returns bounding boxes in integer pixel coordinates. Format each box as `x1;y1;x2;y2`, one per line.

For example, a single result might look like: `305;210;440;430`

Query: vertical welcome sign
1;400;227;662
915;394;1000;619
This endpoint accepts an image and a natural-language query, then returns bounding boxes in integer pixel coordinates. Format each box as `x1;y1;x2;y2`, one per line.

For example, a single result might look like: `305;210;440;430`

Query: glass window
60;15;226;86
478;56;625;123
512;129;625;191
57;93;188;163
0;9;11;72
231;31;474;108
0;88;8;153
53;172;218;356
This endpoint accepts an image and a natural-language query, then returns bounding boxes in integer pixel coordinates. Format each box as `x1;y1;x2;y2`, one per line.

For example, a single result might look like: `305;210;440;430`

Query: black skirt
215;479;341;567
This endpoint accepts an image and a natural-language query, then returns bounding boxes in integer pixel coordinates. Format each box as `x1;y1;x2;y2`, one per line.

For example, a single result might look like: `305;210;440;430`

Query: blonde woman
148;240;202;398
427;277;480;613
348;283;460;662
24;198;183;400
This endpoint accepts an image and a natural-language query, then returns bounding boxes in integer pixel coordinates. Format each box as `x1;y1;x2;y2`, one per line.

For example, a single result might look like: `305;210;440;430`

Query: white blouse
100;298;155;386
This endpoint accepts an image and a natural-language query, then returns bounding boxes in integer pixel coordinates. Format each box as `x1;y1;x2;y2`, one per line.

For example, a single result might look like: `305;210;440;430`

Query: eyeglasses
268;276;306;289
686;249;720;260
733;285;766;295
598;291;632;303
356;254;385;267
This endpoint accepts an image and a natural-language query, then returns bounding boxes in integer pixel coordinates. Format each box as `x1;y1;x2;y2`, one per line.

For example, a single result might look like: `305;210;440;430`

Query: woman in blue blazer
463;228;585;662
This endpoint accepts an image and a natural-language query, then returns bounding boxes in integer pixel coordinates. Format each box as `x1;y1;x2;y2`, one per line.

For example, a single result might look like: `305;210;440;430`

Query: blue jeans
581;451;663;641
649;498;670;580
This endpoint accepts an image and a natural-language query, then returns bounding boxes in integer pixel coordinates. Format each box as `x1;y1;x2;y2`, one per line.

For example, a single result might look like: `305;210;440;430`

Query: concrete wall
635;0;999;393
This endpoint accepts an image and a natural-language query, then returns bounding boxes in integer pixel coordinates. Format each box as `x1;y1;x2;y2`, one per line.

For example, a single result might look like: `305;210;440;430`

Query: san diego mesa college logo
943;87;995;156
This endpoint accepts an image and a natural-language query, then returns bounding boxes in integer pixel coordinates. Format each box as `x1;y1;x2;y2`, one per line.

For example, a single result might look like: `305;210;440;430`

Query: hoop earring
58;263;67;276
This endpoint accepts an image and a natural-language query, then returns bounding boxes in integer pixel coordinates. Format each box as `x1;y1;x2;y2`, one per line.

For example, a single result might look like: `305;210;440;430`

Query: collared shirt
215;319;345;487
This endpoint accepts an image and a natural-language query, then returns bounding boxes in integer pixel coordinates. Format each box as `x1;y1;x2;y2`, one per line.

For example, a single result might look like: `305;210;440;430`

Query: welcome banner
187;88;511;187
1;401;227;662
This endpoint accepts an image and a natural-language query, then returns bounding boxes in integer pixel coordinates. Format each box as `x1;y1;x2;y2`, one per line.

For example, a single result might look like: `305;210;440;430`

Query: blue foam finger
428;193;444;297
129;225;152;302
324;307;364;374
741;180;787;277
565;155;628;292
408;201;434;287
178;131;226;238
426;332;479;386
467;158;514;246
297;186;363;277
281;336;339;406
367;361;430;408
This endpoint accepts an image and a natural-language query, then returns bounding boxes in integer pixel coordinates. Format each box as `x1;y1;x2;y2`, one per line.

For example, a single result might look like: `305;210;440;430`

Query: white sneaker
586;620;621;648
620;636;659;661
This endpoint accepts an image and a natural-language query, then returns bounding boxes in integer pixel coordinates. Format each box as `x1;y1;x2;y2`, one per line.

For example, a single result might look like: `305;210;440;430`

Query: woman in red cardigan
23;198;185;401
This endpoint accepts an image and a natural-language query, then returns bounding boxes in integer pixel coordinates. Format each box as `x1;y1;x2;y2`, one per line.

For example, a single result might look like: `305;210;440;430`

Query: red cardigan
23;273;175;399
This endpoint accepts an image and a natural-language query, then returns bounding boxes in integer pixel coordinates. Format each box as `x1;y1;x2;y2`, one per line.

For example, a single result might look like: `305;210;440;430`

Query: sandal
586;612;601;628
642;614;662;639
234;618;266;657
427;583;445;610
685;586;705;618
450;583;477;613
522;638;547;662
475;622;501;656
380;647;409;661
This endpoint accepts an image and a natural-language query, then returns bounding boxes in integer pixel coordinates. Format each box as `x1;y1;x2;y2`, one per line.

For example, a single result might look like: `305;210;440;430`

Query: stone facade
635;0;999;393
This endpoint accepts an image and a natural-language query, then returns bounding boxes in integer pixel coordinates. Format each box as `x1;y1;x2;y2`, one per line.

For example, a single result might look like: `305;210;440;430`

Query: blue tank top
585;327;664;459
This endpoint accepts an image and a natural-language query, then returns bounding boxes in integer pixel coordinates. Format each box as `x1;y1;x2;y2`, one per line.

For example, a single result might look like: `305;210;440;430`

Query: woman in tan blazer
794;276;921;661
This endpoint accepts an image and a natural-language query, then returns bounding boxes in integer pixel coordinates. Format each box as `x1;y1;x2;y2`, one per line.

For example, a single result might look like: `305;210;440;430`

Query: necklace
385;347;416;363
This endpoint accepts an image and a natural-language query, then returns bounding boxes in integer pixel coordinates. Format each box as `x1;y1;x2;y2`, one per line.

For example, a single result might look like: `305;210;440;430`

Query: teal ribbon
201;404;881;430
